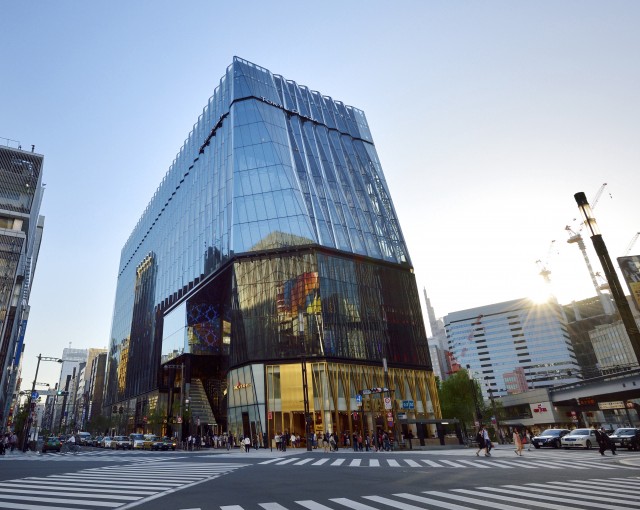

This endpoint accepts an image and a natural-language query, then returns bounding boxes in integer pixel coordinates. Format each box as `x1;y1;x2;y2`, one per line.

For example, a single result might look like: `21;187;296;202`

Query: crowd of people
0;432;18;455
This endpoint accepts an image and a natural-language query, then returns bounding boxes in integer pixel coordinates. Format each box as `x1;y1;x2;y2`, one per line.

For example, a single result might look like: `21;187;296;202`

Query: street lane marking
293;458;314;465
331;497;383;509
330;458;345;466
311;458;329;465
349;459;362;467
296;500;335;509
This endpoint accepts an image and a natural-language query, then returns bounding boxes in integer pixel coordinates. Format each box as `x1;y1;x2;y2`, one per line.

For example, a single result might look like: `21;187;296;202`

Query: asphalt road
1;444;639;509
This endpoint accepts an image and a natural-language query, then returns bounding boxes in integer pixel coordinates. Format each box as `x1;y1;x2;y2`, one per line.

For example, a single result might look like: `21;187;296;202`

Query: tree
437;369;484;434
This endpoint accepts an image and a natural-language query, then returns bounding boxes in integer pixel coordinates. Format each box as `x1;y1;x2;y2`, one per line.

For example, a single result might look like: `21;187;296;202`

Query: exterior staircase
189;378;217;430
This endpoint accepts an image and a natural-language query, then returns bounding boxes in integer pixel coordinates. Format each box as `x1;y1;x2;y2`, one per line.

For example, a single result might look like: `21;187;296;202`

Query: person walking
475;426;486;456
513;427;524;456
595;425;616;456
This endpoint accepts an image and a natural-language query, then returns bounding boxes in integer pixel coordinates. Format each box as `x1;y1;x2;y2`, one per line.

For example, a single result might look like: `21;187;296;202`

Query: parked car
112;436;132;450
93;436;104;447
101;436;114;448
609;428;640;451
532;428;570;449
561;428;597;449
130;433;145;450
42;436;61;453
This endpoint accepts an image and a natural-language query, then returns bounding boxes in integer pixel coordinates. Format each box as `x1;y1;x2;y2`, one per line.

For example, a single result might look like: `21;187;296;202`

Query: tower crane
535;240;557;285
565;182;614;314
625;232;640;256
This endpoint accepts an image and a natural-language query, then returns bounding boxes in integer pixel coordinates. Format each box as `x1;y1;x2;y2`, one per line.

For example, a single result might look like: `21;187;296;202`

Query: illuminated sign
234;382;252;390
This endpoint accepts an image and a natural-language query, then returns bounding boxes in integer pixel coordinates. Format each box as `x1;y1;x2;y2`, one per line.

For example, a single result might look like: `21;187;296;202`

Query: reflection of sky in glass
161;302;187;362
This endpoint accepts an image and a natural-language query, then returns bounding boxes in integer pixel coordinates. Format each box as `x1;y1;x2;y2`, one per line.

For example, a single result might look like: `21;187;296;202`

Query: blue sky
2;1;639;387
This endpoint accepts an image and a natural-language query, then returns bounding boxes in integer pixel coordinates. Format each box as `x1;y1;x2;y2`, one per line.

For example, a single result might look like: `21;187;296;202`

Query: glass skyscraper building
445;298;581;400
105;57;437;442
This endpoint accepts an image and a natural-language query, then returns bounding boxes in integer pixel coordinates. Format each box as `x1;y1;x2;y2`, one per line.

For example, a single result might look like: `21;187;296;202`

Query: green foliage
437;369;484;431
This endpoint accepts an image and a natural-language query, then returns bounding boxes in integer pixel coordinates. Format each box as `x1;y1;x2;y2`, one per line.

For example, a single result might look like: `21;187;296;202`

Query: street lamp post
299;312;313;452
484;377;500;439
574;192;640;363
466;365;482;426
22;354;62;451
164;363;185;443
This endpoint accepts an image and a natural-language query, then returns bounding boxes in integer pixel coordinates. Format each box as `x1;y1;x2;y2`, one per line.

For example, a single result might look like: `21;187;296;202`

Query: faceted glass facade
105;58;435;438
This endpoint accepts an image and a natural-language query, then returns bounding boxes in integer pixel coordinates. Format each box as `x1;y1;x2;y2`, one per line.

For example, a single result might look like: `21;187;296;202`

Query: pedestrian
9;433;17;453
526;429;533;451
595;425;617;456
322;432;329;452
483;427;492;456
475;426;485;456
243;436;251;452
513;427;523;456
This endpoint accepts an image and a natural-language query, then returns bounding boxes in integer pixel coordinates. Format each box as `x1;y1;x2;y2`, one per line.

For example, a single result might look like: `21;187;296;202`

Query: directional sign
355;394;362;404
360;387;390;395
402;400;414;409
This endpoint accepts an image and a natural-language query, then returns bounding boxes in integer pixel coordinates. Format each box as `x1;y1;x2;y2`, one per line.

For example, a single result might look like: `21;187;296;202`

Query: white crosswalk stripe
0;461;248;510
259;455;638;471
0;450;184;462
205;476;640;510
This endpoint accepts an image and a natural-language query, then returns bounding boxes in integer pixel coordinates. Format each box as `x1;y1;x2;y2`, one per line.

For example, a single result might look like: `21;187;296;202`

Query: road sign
177;416;183;423
384;397;392;410
402;400;414;409
31;391;38;399
355;394;362;405
360;387;389;395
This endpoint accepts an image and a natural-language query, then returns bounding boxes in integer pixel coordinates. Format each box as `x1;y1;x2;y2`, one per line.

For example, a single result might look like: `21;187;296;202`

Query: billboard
618;255;640;312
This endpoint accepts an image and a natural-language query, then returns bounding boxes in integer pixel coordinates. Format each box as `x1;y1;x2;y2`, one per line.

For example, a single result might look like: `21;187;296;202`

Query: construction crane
625;232;640;256
535;240;557;285
565;182;614;314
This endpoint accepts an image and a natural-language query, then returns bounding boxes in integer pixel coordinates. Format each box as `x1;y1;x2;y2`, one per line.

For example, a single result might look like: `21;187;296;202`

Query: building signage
598;401;626;410
402;400;414;409
529;401;552;417
618;255;640;312
234;382;252;390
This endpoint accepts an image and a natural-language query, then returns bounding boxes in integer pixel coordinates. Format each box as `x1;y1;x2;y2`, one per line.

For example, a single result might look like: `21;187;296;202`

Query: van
130;433;145;449
77;432;91;446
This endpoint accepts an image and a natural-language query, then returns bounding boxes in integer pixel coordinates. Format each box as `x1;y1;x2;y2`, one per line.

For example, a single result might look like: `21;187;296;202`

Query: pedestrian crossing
188;476;640;510
258;455;640;471
0;449;187;462
0;461;249;509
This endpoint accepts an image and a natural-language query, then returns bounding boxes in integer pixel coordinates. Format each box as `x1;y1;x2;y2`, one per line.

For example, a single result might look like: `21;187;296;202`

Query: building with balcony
0;144;45;431
104;57;438;443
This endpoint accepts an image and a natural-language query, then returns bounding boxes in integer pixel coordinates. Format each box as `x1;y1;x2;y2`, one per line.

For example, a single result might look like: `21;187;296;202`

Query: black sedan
609;428;640;451
532;428;570;449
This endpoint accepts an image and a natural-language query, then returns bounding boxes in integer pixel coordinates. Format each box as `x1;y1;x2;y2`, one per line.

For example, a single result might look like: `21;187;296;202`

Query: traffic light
119;406;124;415
56;390;68;396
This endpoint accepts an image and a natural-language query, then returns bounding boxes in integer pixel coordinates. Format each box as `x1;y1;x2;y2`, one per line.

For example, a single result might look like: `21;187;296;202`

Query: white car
101;436;114;448
561;428;597;449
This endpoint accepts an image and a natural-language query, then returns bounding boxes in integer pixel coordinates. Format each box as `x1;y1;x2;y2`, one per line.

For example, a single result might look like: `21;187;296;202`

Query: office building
590;318;640;373
104;57;438;442
445;298;581;399
0;144;45;431
52;347;87;432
